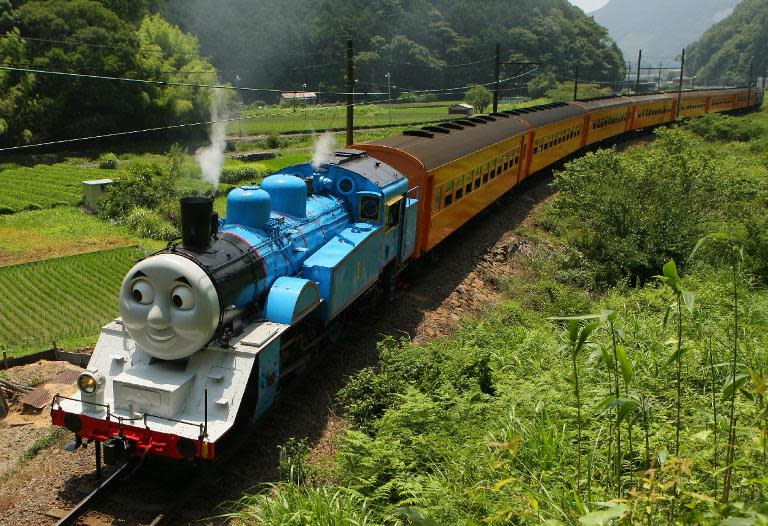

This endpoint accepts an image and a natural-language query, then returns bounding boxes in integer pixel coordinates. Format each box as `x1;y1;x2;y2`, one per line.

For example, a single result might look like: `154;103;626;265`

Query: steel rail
53;461;130;526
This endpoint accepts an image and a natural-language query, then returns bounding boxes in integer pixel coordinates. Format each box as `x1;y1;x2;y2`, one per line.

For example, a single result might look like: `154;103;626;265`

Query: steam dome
261;174;307;218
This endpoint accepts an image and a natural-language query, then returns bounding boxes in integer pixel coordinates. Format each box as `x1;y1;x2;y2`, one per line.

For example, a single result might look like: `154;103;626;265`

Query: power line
0;32;204;56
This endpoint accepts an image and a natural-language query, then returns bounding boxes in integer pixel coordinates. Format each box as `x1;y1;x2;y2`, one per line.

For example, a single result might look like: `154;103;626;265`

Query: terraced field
0;164;105;213
0;246;147;356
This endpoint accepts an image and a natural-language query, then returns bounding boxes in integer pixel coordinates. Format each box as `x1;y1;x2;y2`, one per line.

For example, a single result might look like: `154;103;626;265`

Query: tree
0;2;218;146
465;84;491;114
528;72;557;98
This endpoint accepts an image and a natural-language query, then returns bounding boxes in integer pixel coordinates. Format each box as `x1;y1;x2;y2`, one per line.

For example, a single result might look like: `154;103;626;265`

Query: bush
685;112;764;142
550;128;719;286
220;166;267;185
126;207;179;241
98;152;118;169
263;133;286;149
97;163;176;221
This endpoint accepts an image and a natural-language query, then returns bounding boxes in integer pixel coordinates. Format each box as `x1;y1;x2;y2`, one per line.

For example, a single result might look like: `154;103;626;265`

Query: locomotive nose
119;254;221;360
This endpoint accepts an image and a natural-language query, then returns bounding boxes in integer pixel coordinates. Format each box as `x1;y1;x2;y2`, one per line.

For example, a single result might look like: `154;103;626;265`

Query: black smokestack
180;197;214;250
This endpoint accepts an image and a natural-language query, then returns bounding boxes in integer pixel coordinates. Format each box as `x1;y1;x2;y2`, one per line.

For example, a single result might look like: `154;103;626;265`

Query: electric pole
635;49;642;93
676;49;685;120
493;43;501;112
573;66;579;101
385;72;392;124
658;63;662;91
346;39;354;147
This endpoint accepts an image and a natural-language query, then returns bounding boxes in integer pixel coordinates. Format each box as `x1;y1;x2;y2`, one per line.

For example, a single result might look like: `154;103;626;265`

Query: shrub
220;166;267;185
551;128;719;286
263;133;286;149
98;153;119;169
97;163;176;220
685;113;764;142
125;207;179;241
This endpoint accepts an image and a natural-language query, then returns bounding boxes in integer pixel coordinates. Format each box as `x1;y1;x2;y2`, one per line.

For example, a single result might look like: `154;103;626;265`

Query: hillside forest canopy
0;0;625;146
686;0;768;86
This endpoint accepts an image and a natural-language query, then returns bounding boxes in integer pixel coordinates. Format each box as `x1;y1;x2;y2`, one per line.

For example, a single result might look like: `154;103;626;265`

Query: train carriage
571;97;634;145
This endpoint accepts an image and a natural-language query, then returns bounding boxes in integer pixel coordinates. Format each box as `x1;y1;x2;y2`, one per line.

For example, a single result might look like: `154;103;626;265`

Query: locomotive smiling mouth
147;329;175;342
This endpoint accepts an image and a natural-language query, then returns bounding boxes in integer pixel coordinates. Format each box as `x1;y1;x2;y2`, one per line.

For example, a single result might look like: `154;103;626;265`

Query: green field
0;208;161;266
0;246;147;357
0;164;106;213
231;99;549;136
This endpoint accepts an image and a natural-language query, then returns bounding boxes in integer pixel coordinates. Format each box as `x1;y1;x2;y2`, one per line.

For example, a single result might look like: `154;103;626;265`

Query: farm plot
0;246;147;357
0;164;104;214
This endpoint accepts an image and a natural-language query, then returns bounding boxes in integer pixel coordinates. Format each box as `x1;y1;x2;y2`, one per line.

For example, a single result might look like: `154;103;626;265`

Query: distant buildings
448;103;474;116
280;91;318;105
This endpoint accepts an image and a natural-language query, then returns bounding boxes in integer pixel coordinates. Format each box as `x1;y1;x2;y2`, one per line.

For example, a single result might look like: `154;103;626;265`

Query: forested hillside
0;0;624;148
591;0;738;64
686;0;768;85
161;0;625;101
0;0;217;146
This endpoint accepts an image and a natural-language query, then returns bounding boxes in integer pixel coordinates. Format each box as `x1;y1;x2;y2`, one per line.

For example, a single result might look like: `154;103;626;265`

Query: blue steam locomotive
53;149;418;461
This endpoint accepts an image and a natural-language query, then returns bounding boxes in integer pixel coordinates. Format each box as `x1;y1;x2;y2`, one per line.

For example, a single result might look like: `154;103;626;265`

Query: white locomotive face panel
119;254;221;361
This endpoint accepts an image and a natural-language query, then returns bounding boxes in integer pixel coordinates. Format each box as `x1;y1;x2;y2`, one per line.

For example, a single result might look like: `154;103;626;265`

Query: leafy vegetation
231;108;768;523
686;0;767;86
0;1;217;146
0;246;146;357
465;85;492;114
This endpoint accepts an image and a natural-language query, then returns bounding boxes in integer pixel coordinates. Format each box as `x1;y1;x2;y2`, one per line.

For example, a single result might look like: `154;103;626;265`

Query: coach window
432;185;442;213
465;172;473;194
387;198;402;229
443;181;453;208
454;176;464;200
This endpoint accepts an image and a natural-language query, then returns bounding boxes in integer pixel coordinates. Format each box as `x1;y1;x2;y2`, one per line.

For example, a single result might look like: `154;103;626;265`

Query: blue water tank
226;186;271;229
262;174;307;218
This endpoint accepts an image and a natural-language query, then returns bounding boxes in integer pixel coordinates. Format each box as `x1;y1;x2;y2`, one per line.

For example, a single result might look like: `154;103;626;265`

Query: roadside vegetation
230;108;768;524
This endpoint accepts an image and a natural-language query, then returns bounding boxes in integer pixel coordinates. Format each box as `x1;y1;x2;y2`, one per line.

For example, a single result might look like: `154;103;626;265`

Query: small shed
82;179;113;211
280;91;318;105
448;103;474;116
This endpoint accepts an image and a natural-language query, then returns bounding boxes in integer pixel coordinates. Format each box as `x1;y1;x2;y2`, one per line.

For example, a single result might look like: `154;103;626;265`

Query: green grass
0;207;159;266
0;246;148;357
0;164;108;214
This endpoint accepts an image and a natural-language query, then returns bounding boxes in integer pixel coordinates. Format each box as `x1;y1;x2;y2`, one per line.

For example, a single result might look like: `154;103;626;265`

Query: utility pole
635;49;642;93
658;63;663;90
345;39;354;147
676;49;685;120
302;82;307;120
746;61;753;105
492;43;501;112
762;69;767;92
573;66;579;101
235;74;242;136
385;72;392;124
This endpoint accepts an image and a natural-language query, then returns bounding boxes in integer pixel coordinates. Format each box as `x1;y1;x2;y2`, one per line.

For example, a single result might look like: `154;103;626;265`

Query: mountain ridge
591;0;739;64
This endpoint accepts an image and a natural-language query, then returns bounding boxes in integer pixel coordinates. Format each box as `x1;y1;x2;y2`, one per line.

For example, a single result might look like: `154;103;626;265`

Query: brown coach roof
365;103;584;171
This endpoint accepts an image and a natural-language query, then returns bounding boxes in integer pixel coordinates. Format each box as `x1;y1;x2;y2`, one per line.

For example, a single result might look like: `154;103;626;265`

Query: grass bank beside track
229;108;768;524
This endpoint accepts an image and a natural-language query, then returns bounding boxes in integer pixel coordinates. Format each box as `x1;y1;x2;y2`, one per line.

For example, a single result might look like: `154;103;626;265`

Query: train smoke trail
311;131;336;170
196;90;228;190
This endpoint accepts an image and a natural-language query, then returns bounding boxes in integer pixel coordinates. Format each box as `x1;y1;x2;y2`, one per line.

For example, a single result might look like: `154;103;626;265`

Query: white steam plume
196;90;228;190
311;131;336;170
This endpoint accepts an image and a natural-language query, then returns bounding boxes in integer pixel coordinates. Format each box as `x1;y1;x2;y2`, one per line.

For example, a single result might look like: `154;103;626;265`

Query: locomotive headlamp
77;370;105;395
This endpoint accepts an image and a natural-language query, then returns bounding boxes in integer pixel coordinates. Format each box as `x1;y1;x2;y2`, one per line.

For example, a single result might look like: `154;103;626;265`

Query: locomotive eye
171;285;195;310
131;280;154;304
